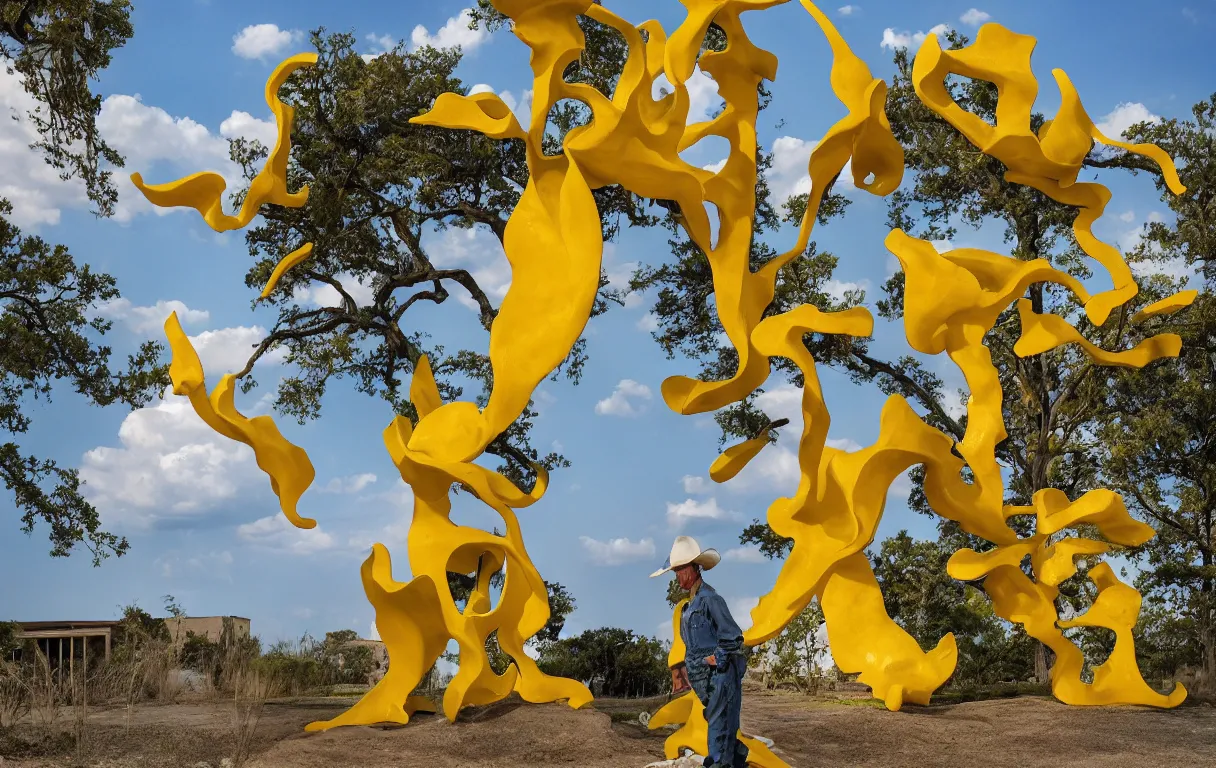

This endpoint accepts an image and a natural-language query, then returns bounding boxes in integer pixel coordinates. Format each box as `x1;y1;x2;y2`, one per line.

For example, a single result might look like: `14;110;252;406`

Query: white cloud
767;135;858;208
1095;102;1161;140
754;384;803;426
652;67;724;124
411;9;488;52
95;298;210;335
362;33;397;61
96;95;275;223
727;596;759;630
637;313;660;333
657;619;674;643
827;437;863;453
881;24;950;51
293;274;378;309
533;389;557;416
825;278;870;302
722;384;868;495
219;110;278;149
322;474;378;494
232;24;302;60
603;243;643;309
498;89;535;129
727;444;801;494
1124;211;1194;283
466;84;534;129
1133;257;1194;283
369;621;381;641
344;484;416;554
187;325;286;375
595;379;653;417
703;158;728;174
666;497;737;528
238;514;335;555
578;536;656;566
723;545;766;564
944;392;968;421
80;388;268;529
1119;210;1136;223
838;5;859;15
682;475;710;495
960;9;991;26
1;61;275;228
889;468;914;501
1119;210;1166;254
420;226;512;313
0;60;90;227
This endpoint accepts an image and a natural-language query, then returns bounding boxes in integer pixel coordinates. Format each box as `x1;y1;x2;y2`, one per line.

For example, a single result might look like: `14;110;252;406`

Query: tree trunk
1201;541;1214;693
1034;643;1050;684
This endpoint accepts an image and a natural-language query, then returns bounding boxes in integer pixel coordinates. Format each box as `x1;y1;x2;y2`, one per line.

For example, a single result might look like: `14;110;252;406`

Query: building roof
17;620;121;631
17;616;250;631
164;616;251;622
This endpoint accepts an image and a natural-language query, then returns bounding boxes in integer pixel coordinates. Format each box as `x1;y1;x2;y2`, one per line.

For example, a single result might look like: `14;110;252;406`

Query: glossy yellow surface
131;53;314;231
138;0;1189;744
260;242;313;299
164;312;316;530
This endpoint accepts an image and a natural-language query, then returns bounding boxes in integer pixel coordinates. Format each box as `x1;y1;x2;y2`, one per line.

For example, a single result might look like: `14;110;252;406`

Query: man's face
675;564;700;590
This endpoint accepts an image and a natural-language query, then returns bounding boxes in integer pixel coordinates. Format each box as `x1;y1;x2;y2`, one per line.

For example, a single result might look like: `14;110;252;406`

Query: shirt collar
690;579;708;600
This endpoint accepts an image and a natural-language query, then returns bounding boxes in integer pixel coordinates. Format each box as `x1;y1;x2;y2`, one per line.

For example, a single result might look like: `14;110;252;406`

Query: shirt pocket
686;607;710;641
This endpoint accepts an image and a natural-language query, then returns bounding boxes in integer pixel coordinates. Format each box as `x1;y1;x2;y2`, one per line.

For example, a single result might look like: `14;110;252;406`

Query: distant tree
0;0;134;212
1097;95;1216;692
162;594;186;619
0;620;20;659
229;24;652;492
870;531;1036;686
699;31;1187;683
1;1;169;565
537;627;668;698
440;548;578;675
112;603;170;651
759;600;827;693
665;576;688;609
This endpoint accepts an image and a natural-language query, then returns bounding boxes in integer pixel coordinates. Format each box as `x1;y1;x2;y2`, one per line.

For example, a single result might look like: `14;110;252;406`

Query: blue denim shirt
681;581;744;670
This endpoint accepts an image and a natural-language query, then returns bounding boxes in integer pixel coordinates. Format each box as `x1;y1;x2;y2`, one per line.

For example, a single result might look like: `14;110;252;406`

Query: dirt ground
2;686;1214;767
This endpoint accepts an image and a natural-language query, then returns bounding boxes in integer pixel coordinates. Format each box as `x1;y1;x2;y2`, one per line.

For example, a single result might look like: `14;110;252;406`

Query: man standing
651;536;750;768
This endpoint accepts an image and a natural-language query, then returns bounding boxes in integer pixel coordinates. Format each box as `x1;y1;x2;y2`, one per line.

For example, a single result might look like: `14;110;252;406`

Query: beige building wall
344;639;388;685
165;616;251;649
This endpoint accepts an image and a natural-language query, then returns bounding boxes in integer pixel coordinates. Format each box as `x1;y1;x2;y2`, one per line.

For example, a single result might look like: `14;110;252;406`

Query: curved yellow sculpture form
131;53;314;231
164;312;316;530
136;0;1191;752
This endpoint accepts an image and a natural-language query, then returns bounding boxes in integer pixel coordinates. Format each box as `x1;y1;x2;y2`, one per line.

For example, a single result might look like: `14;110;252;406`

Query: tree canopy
1;0;167;564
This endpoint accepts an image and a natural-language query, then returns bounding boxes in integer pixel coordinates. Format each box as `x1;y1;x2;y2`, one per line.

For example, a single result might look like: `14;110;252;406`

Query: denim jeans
687;654;749;767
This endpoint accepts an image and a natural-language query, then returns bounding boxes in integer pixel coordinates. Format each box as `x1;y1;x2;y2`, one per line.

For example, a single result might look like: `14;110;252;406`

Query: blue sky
1;1;1211;651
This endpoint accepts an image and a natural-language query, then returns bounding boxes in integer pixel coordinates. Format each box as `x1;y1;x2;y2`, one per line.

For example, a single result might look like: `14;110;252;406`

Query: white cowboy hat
649;536;721;578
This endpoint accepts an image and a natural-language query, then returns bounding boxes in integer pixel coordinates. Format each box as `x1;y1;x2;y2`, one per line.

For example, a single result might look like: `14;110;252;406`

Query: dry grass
229;666;272;767
0;659;31;727
70;665;89;764
27;649;61;729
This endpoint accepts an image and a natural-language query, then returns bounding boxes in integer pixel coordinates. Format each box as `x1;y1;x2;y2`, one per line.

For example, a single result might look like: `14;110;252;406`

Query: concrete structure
343;638;388;685
11;616;251;669
13;620;120;670
164;616;251;650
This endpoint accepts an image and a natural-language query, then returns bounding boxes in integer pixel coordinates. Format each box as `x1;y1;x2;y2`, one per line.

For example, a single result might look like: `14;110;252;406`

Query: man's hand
671;664;691;694
705;654;716;667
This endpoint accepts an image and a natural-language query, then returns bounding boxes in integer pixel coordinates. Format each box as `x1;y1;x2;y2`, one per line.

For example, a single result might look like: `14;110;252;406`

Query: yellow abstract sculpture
132;0;1192;754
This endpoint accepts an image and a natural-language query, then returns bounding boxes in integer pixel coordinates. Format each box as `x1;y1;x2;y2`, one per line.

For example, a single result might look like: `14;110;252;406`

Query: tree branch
850;350;965;440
